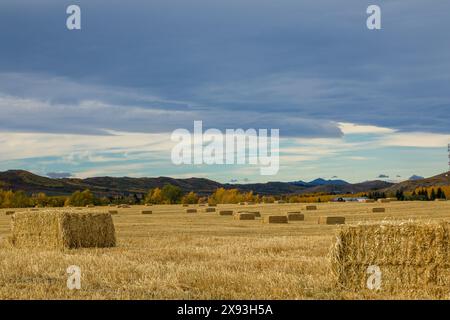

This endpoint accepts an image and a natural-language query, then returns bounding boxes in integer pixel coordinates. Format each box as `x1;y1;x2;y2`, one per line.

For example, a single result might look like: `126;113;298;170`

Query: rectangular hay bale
263;215;288;224
186;209;197;213
10;211;116;249
306;205;317;211
141;210;153;214
318;216;345;225
287;212;305;221
108;210;119;215
330;221;450;296
219;210;233;216
234;212;255;220
205;208;216;213
372;207;386;213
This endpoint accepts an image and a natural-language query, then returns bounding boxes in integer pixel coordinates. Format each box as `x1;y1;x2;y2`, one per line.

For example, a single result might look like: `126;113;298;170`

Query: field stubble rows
0;201;449;299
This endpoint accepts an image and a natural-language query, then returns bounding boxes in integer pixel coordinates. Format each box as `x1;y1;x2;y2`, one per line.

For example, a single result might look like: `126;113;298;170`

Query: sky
0;0;449;183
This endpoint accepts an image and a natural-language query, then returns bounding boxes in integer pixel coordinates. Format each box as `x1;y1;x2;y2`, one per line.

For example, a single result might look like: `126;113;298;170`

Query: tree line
0;184;448;208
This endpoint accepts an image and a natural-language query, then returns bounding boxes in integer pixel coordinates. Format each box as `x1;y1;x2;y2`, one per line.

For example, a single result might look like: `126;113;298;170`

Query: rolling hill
0;169;419;197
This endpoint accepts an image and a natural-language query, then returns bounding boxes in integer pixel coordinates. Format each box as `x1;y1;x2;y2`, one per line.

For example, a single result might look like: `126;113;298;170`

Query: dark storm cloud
0;0;449;135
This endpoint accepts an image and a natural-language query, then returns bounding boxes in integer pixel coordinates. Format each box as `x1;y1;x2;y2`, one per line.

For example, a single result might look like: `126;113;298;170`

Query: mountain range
0;170;448;197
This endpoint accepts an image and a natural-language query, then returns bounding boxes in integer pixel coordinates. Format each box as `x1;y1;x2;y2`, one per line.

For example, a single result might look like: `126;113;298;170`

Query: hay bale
330;221;450;296
238;202;245;205
10;211;116;249
208;204;217;207
108;210;119;215
219;210;233;216
274;200;286;204
86;205;95;208
435;199;447;202
145;203;153;207
199;204;206;207
182;204;189;207
186;209;197;213
318;216;345;225
306;205;317;211
5;210;15;216
117;204;131;209
377;199;390;203
29;208;39;212
234;212;255;220
141;210;152;214
263;215;288;224
287;212;304;221
363;199;375;203
372;207;386;213
205;208;216;213
249;211;261;218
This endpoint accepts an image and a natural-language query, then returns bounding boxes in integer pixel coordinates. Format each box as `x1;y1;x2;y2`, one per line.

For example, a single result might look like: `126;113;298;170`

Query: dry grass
0;201;449;299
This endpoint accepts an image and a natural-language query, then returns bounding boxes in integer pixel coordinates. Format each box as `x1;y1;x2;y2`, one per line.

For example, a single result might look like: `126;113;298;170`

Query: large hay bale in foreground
330;221;450;296
263;215;288;224
219;210;233;216
186;209;197;213
10;211;116;249
318;216;345;225
287;212;304;221
372;207;386;213
141;210;152;214
234;212;255;220
306;205;317;211
205;208;216;213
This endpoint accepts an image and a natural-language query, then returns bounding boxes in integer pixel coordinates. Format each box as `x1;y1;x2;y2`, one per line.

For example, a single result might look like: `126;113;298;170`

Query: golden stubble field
0;201;449;300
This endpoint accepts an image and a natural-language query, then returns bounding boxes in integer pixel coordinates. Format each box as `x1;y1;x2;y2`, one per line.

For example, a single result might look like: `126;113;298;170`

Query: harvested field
0;201;449;299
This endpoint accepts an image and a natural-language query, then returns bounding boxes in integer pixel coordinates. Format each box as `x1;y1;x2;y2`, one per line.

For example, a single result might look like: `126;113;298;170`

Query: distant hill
290;178;350;187
409;175;425;181
384;171;450;194
0;169;416;197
